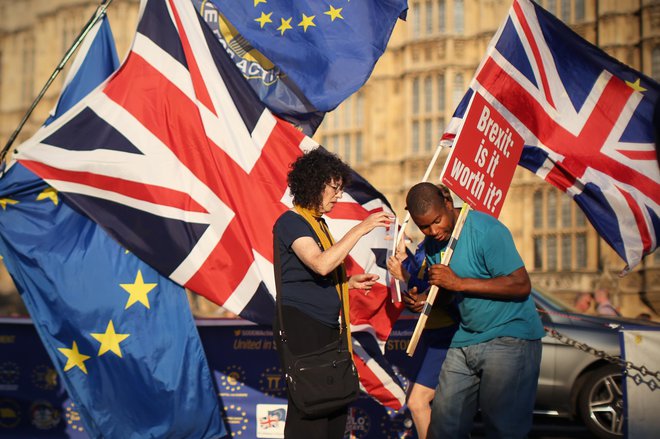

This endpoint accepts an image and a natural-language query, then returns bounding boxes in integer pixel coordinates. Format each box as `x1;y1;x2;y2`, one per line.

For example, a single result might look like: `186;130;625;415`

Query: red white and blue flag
442;0;659;271
15;0;405;409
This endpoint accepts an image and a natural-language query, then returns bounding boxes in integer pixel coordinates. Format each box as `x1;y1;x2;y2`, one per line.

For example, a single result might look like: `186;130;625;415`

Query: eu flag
0;16;225;439
209;0;408;111
192;0;325;135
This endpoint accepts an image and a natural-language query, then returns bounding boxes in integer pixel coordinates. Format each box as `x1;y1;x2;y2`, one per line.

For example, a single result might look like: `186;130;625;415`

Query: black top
273;210;341;328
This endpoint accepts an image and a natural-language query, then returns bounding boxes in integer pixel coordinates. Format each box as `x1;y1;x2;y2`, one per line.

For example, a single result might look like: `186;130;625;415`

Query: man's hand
386;254;410;283
402;287;427;313
428;264;462;291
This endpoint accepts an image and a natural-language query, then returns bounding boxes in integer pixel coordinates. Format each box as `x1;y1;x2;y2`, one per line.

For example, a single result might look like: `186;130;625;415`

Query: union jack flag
442;0;659;271
15;0;405;408
259;408;285;429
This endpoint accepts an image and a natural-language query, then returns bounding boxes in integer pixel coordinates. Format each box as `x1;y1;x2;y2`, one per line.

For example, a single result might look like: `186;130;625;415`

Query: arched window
533;190;544;228
412;1;421;37
454;0;464;34
652;45;660;82
355;134;363;162
437;74;445;112
561;193;572;227
452;73;464;107
424;76;433;112
561;0;570;22
438;0;446;33
531;188;590;271
547;190;557;226
574;0;585;21
426;1;434;34
412;121;420;153
534;237;543;269
576;233;587;268
412;77;420;114
547;235;557;270
425;120;433;151
355;93;364;126
561;234;572;271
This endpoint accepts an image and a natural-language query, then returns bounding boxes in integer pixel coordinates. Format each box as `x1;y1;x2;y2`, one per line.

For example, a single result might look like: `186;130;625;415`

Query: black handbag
273;232;360;418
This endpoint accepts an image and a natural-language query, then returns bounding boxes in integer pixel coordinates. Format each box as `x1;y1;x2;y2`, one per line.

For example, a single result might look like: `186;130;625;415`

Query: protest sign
442;92;524;218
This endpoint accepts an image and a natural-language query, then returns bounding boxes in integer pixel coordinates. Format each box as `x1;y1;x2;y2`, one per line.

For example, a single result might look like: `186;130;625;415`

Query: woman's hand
349;273;379;290
357;211;394;235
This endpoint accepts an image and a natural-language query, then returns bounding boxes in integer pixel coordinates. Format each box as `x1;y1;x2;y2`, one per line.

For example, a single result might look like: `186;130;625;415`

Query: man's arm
427;265;531;300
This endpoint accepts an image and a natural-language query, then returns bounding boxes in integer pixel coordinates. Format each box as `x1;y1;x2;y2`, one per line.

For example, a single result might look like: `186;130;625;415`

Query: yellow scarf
293;205;352;350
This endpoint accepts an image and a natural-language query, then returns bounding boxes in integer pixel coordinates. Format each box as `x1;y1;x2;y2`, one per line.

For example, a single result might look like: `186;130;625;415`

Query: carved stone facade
0;0;658;318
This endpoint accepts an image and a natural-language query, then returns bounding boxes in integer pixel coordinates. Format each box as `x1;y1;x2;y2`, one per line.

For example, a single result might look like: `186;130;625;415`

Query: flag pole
406;203;471;356
404;134;468;356
0;0;115;164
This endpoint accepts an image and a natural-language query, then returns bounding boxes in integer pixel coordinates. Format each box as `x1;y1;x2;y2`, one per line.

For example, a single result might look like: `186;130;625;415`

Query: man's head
406;182;456;242
593;288;611;305
574;292;594;313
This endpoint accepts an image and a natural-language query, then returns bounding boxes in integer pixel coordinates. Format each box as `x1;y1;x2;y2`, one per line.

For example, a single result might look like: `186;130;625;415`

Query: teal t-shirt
424;211;545;347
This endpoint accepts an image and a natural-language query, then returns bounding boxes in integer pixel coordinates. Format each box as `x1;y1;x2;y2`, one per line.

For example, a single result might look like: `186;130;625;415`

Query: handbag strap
273;226;349;349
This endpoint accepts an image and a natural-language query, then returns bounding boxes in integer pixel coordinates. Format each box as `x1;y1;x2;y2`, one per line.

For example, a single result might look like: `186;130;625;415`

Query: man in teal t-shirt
405;183;545;439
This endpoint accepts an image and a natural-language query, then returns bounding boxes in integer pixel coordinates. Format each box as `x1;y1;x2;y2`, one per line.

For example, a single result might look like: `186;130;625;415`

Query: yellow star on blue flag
121;269;157;309
298;14;316;32
625;78;647;93
36;187;59;205
91;320;130;357
255;11;272;28
58;341;91;374
0;198;18;210
324;6;343;22
277;17;293;35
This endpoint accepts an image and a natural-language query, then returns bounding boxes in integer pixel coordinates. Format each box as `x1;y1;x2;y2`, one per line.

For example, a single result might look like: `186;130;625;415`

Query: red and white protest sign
442;92;524;218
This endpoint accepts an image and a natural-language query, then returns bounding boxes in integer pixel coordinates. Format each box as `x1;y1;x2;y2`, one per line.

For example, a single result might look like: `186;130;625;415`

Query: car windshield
532;288;576;312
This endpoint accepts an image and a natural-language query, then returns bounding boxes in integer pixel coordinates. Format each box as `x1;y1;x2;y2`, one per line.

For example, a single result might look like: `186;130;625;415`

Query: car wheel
577;364;624;439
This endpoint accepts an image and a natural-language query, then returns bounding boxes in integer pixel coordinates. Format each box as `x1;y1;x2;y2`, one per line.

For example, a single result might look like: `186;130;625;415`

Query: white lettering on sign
476;105;514;158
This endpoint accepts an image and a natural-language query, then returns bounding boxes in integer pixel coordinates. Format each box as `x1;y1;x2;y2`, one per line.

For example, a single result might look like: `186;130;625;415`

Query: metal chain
545;327;660;391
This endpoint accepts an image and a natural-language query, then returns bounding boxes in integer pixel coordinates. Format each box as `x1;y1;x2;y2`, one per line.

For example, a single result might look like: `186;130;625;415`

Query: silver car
533;288;658;439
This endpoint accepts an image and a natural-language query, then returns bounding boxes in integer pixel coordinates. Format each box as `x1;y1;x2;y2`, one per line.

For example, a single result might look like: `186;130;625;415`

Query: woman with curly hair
273;148;392;438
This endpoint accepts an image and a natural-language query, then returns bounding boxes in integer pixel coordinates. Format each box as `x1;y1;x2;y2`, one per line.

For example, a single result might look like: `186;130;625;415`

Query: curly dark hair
287;148;352;209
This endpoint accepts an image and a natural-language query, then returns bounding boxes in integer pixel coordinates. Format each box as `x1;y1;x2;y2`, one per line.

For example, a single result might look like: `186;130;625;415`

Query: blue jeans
428;337;542;439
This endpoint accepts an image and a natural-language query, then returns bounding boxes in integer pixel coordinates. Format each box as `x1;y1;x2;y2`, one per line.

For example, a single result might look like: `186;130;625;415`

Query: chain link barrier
545;326;660;391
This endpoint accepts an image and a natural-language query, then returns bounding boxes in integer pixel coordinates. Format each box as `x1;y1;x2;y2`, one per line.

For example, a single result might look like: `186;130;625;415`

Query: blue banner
0;318;421;438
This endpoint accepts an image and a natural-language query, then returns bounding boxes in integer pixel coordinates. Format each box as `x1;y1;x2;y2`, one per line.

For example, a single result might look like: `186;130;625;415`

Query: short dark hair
406;182;447;216
287;148;352;209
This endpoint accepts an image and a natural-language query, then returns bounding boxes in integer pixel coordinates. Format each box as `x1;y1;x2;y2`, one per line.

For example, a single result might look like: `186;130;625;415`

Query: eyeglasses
327;183;344;194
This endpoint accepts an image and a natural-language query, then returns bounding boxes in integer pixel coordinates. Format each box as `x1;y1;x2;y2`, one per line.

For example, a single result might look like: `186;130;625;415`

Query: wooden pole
406;203;471;357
